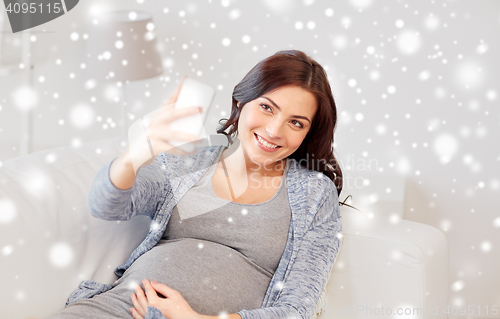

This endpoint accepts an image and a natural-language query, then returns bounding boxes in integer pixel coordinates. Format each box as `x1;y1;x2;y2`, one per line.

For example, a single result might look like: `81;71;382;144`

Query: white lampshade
86;10;163;82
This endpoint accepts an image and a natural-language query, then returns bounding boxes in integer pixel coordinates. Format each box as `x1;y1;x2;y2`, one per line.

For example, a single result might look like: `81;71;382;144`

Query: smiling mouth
254;133;282;148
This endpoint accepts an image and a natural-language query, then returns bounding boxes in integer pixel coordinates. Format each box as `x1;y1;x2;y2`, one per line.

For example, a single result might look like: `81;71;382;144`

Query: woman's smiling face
236;85;317;168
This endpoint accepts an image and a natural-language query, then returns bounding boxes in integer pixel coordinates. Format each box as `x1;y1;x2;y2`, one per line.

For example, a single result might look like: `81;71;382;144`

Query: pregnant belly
111;238;272;316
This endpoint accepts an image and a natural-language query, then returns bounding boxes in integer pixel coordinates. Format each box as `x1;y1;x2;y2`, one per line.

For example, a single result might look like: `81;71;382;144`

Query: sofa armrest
318;210;448;319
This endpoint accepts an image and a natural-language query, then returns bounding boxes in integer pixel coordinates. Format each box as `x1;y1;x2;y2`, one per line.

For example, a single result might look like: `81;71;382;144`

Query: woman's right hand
125;76;205;172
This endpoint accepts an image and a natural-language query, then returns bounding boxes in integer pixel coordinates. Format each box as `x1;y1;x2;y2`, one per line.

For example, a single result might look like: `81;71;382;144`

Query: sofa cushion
0;136;151;319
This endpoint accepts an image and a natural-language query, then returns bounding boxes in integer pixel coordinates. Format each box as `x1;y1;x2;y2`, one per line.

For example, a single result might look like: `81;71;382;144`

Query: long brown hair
216;50;343;196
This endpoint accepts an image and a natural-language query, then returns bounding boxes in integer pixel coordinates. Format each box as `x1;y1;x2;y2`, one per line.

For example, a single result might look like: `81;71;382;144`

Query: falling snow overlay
1;0;499;318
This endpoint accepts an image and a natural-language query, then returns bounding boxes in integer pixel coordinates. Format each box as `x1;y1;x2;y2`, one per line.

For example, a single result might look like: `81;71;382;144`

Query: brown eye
291;120;303;128
260;103;272;112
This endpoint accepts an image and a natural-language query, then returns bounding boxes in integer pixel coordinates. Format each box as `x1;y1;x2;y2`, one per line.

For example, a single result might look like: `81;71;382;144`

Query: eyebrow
262;96;311;124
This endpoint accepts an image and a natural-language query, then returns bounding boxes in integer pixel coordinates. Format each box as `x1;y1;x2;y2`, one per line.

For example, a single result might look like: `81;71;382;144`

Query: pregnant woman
50;49;343;319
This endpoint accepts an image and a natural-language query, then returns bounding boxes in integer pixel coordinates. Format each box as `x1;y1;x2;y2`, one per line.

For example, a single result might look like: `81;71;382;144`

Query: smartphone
168;77;215;153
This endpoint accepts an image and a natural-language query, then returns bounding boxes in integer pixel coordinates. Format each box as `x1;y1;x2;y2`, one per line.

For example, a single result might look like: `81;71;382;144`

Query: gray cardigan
65;144;342;319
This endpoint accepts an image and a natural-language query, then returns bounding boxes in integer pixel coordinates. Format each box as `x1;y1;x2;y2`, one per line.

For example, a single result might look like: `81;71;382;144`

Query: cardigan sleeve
87;153;170;221
237;182;342;319
144;306;167;319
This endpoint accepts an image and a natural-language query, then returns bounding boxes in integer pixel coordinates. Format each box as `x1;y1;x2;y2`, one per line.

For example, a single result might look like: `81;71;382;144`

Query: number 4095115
444;305;498;316
5;2;62;14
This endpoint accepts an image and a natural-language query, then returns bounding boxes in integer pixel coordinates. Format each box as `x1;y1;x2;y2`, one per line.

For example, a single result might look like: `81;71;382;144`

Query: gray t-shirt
51;156;291;318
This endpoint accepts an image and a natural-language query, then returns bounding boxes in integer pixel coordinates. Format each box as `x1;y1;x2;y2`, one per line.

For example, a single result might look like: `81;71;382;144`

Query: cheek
240;107;264;129
289;134;306;149
286;130;310;150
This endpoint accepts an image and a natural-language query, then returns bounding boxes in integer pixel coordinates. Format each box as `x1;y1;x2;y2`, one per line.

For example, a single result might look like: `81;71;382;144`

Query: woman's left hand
130;279;202;319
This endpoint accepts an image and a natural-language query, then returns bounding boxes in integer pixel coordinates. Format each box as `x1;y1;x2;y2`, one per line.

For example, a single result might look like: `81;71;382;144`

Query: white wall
1;0;499;317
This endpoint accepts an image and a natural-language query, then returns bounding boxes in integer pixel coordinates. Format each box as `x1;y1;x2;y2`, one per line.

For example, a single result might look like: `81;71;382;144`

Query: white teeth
256;134;279;148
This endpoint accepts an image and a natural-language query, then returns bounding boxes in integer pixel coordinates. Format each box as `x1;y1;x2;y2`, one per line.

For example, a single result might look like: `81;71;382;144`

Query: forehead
261;85;317;115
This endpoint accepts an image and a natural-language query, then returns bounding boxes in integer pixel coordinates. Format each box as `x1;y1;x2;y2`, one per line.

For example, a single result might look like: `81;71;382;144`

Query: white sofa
0;136;448;319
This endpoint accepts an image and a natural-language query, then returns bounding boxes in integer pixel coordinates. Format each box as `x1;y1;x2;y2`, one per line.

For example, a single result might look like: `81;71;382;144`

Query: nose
265;120;284;141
